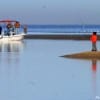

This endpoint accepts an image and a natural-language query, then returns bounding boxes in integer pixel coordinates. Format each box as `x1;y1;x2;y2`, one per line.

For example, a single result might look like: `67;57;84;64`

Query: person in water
90;32;97;51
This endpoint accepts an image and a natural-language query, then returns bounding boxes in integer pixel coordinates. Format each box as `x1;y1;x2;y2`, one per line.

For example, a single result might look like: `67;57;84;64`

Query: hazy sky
0;0;100;24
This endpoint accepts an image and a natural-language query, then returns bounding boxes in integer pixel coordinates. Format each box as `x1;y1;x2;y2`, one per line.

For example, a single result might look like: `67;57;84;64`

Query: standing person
6;23;13;36
14;21;20;34
23;25;27;34
90;32;97;51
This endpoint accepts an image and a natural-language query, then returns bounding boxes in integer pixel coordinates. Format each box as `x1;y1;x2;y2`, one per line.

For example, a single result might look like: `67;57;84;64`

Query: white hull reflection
0;41;24;52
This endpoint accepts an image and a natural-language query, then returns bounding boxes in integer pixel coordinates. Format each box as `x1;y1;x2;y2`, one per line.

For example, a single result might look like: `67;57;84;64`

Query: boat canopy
0;20;19;23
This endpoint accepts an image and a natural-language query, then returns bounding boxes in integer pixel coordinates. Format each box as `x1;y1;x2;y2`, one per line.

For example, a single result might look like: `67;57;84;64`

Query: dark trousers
92;42;97;51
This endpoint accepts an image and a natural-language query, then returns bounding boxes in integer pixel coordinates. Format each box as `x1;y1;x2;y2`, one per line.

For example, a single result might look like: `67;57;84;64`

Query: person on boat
0;26;2;35
14;21;20;34
23;25;27;34
6;23;13;36
90;32;97;51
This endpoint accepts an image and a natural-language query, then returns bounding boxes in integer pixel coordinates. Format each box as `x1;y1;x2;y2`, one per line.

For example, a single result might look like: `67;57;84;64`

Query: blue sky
0;0;100;24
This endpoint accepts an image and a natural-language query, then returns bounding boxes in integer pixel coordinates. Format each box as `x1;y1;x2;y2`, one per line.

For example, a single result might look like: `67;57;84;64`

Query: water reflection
91;59;100;100
92;59;97;72
0;41;24;65
0;41;24;52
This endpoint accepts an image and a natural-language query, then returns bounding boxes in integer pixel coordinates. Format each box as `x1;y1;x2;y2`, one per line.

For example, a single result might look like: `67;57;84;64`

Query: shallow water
0;39;100;100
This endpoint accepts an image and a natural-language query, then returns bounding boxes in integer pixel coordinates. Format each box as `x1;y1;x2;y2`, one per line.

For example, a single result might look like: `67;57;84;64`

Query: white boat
0;32;25;41
0;20;26;41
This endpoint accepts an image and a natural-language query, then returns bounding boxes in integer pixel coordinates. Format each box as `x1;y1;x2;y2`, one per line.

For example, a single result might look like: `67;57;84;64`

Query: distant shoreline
24;34;100;40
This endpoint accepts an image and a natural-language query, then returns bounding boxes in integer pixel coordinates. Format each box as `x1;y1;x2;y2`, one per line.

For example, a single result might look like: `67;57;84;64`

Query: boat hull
0;33;25;41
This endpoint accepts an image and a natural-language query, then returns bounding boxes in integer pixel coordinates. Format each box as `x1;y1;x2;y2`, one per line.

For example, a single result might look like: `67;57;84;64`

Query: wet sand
24;34;100;40
61;51;100;60
25;34;100;60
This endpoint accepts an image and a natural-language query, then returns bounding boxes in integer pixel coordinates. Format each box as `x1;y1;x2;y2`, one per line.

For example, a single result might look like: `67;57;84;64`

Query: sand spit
61;51;100;60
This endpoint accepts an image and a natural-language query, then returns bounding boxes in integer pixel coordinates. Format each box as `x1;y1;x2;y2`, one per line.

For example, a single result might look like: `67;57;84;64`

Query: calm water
0;39;100;100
